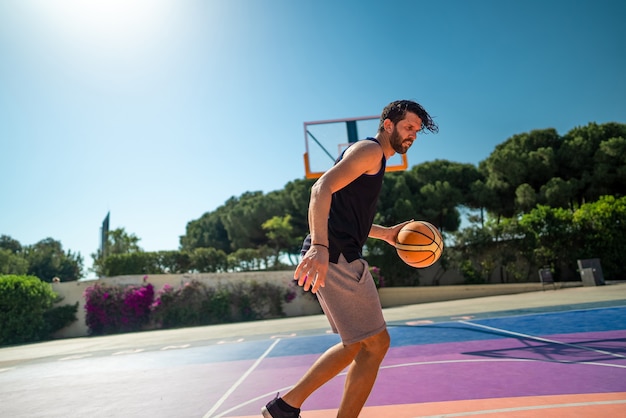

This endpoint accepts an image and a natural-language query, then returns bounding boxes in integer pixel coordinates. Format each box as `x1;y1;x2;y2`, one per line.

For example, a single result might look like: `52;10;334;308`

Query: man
262;100;438;418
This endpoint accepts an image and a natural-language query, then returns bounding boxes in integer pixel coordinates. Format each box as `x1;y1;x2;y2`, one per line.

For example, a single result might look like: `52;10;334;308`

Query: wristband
312;243;329;250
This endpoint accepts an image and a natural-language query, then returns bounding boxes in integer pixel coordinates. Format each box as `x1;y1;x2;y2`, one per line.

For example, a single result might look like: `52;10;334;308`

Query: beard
389;127;413;154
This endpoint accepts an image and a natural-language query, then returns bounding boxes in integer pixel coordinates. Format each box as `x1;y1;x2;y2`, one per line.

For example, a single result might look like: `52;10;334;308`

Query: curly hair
378;100;438;134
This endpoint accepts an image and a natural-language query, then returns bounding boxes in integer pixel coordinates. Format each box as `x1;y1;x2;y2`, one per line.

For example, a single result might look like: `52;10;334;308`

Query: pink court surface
1;283;625;417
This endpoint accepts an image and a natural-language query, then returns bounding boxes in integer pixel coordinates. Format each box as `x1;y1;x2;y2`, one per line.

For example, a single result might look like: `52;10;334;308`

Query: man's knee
361;329;390;357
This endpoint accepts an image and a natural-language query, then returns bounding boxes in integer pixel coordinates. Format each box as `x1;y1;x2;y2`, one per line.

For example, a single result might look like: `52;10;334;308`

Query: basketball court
205;298;626;417
1;283;625;417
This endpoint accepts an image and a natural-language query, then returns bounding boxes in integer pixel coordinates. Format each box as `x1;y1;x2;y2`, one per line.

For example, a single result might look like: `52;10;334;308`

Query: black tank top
302;137;386;263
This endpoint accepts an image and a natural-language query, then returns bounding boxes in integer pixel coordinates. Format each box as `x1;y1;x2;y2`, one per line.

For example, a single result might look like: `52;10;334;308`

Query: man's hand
370;220;414;246
294;245;329;294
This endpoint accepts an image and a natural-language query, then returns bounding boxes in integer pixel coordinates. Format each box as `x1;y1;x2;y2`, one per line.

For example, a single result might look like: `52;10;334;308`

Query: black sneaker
261;394;301;418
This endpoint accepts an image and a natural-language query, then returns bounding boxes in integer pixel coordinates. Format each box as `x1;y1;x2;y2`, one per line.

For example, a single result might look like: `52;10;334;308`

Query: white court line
203;338;282;418
415;399;626;417
58;354;93;361
112;349;145;356
379;358;532;370
217;338;244;344
161;344;190;350
376;358;626;371
271;333;297;338
459;320;626;359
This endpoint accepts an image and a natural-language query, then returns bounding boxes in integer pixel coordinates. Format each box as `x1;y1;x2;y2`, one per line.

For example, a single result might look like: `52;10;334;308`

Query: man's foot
261;394;301;418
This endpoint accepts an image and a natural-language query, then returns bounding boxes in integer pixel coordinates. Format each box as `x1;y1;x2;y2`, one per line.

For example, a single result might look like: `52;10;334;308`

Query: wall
51;269;553;339
378;282;551;307
51;271;323;339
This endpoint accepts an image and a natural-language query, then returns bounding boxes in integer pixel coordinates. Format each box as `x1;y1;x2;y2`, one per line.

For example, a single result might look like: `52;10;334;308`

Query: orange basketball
395;221;444;268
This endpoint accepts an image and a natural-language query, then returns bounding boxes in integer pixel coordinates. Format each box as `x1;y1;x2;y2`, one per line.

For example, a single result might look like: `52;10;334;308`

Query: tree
221;191;283;250
592;136;626;198
410;160;479;230
180;209;231;252
375;160;472;231
573;195;626;280
556;122;626;206
106;228;142;255
0;235;28;275
377;172;418;224
412;159;482;201
479;128;561;218
279;178;315;250
540;177;578;209
24;238;83;282
0;249;28;275
467;179;497;227
262;214;301;266
515;183;537;213
0;235;23;253
91;228;143;277
419;181;462;232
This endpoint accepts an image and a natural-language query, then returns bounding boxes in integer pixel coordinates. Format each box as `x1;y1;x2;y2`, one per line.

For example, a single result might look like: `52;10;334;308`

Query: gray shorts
316;254;386;345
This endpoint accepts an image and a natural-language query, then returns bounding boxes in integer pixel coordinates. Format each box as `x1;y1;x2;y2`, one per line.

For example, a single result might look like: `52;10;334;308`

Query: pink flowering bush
228;281;286;321
151;280;230;328
120;283;154;330
152;279;288;328
284;281;298;303
84;282;154;335
286;279;317;302
84;278;293;334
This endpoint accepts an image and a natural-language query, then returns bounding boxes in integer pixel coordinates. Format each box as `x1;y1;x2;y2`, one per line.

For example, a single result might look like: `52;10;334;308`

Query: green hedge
101;248;229;276
0;275;77;346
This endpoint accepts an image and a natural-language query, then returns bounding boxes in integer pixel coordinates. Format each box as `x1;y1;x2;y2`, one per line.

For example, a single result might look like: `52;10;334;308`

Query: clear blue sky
1;0;625;278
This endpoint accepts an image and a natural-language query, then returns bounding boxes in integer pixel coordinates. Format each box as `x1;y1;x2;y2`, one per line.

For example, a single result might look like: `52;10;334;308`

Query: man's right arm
294;141;384;293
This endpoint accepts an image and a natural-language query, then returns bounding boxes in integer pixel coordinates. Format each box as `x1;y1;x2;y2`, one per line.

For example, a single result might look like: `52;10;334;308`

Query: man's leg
281;328;390;415
281;340;361;408
337;329;390;418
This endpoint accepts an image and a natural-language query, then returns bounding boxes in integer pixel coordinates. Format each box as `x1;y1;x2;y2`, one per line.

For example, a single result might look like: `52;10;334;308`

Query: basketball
395;221;444;268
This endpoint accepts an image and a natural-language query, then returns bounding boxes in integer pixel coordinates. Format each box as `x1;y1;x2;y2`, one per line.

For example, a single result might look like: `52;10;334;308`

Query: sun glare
26;0;171;48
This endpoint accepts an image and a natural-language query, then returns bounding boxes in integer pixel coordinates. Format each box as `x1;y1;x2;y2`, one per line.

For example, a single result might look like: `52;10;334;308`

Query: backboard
303;116;408;179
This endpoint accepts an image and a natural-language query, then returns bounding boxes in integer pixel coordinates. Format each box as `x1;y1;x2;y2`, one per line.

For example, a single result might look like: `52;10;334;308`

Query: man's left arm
369;221;413;246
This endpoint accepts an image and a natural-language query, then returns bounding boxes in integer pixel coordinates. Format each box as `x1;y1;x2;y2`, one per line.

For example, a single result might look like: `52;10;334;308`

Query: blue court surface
1;292;625;417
